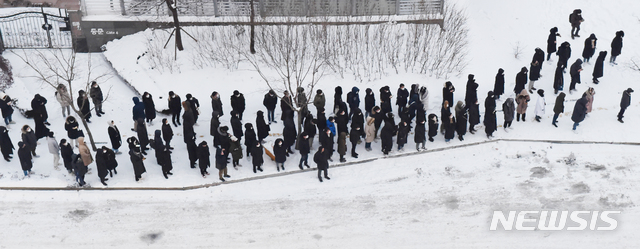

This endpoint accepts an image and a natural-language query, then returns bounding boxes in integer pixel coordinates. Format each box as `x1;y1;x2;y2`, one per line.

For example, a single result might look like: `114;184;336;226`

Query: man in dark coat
484;91;497;138
319;128;334;161
569;59;583;93
168;91;182;127
161;118;173;150
454;101;467;141
72;154;86;185
263;90;278;124
18;141;33;176
529;48;544;93
442;81;455;107
282;111;297;154
335;109;349;135
547;27;561;61
95;147;109;186
31;94;49;125
108;120;122;153
215;147;230;181
592;51;607;84
127;137;146;182
553;65;564;94
346;87;360;118
618;88;634;123
210;110;221;144
569;9;584;39
132;97;145;130
186;134;198;168
465;74;478;107
198;141;210;177
185;93;200;123
256;111;270;143
142;92;156;124
77;90;92;123
159;146;173;179
493;68;505;99
314;146;330;182
557;42;572;70
610;31;624;65
552;92;566;127
59;139;73;173
104;146;118;177
273;138;287;171
514;67;528;95
211;91;224;117
316;109;327;139
396;84;409;114
182;101;195;143
380;113;396;155
379;86;392;115
396;121;410;151
281;90;293;117
298;132;310;169
0;126;14;161
333;86;347;115
303;113;317;148
230;90;246;120
414;108;427;150
251;142;264;173
89;81;105;116
428;114;439;142
0;92;15;125
230;111;243;141
468;100;480;134
136;118;149;155
349;107;364;157
214;126;231;151
571;95;588;130
364;88;375;118
21;125;38;157
582;34;597;62
244;123;257;157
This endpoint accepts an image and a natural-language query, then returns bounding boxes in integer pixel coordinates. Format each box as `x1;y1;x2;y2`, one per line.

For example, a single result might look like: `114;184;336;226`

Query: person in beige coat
516;89;531;122
78;137;93;167
364;116;376;151
583;87;595;113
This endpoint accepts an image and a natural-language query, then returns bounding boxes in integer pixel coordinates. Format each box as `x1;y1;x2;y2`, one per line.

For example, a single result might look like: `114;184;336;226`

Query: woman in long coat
454;101;467;141
582;34;597;62
142;92;156;123
256;111;270;143
127;136;146;181
0;126;14;161
414;108;426;150
484;91;497;138
592;51;607;84
516;89;530;122
493;68;505;99
502;98;515;129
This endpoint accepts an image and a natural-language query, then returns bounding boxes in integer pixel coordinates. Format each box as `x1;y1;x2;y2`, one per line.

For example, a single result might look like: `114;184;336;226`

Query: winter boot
522;114;526;122
319;177;323;182
458;135;464;141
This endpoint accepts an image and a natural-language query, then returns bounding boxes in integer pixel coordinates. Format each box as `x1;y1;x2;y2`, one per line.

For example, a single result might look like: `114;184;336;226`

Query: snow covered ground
1;0;640;247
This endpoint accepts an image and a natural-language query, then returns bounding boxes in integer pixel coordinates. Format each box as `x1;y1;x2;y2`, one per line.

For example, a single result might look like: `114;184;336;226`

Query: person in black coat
168;91;182;127
514;67;528;95
158;145;173;179
243;123;257;157
372;106;383;139
618;88;634;123
142;92;156;124
379;86;392;115
0;92;14;126
214;126;231;152
298;132;310;169
127;136;146;181
493;68;505;99
396;120;410;151
210;110;221;143
440;101;451;135
414;108;427;150
136;118;149;155
444;114;456;142
547;27;561;61
346;87;360;118
161;118;173;150
569;9;584;39
210;91;224;117
280;90;293;118
186;93;200;123
529;48;544;93
230;90;246;120
251;142;264;173
380;113;397;155
592;51;607;84
263;90;278;123
552;92;566;127
484;91;497;139
468;100;480;134
465;74;478;107
104;146;118;177
303;113;317;148
182;101;195;143
273;138;287;172
77;90;92;123
582;34;597;62
569;59;583;93
230;111;243;141
31;94;49;125
108;120;121;153
396;84;409;114
314;146;330;182
197;141;211;177
59;139;73;173
0;126;14;162
132;96;145;130
72;154;86;186
571;95;588;131
454;101;467;141
553;65;564;94
335;109;349;135
215;147;230;181
282;111;297;154
18;141;33;176
610;31;624;65
428;113;439;142
152;130;164;165
95;147;109;186
557;41;571;70
186;134;198;168
316;109;327;139
442;81;455;107
319;128;334;161
89;81;105;116
364;88;375;118
21;125;38;157
256;111;270;144
333;86;347;115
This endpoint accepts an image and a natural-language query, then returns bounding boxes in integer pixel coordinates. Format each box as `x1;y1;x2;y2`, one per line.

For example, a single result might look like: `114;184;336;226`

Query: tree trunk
249;0;256;54
166;0;184;51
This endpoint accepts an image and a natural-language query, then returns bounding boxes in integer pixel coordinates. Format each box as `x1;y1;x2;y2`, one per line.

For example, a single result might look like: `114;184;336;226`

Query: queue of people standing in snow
0;9;635;185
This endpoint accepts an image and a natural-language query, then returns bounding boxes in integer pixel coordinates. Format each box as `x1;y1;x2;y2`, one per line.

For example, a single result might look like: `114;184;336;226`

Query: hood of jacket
498;68;504;75
365;88;372;95
454;101;465;113
351;86;359;94
557;92;566;102
133;97;140;105
616;30;624;38
335;86;342;95
550;27;558;33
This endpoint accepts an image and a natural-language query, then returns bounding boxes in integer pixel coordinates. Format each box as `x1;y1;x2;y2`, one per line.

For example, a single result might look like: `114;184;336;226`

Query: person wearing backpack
569;9;584;40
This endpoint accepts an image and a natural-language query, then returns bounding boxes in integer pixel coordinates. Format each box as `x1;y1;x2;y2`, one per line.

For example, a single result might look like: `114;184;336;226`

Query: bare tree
12;49;111;151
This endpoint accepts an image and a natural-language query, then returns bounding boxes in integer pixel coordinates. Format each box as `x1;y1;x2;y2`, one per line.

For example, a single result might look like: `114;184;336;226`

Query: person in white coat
534;89;546;122
419;86;429;112
46;131;61;170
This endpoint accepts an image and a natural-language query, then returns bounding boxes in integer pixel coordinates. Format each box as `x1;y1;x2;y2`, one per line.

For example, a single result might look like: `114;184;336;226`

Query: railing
91;0;444;17
0;8;72;50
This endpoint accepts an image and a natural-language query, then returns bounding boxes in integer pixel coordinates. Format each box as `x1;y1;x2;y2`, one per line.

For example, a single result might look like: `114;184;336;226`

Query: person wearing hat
618;88;634;123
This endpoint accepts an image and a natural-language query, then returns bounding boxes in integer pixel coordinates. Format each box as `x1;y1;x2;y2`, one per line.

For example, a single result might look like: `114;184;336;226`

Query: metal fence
0;8;72;50
108;0;443;17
